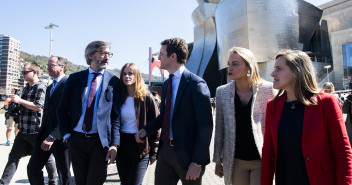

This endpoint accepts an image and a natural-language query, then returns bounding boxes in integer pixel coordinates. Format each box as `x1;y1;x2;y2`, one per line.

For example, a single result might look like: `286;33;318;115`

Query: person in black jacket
27;56;72;185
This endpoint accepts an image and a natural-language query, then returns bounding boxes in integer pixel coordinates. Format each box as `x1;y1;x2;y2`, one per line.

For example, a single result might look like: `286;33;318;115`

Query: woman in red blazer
261;49;352;185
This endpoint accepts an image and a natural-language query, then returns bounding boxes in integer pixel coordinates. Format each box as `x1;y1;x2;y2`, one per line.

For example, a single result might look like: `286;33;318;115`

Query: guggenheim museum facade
184;0;352;96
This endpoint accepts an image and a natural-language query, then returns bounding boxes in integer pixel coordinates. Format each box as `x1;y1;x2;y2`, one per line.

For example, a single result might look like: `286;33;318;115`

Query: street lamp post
44;23;59;57
324;65;331;82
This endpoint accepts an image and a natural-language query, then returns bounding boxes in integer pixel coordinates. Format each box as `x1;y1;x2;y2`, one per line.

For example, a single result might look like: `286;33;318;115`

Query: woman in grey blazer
213;47;276;185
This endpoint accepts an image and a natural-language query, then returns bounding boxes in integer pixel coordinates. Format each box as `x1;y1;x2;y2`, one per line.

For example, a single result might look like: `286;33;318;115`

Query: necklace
291;101;297;109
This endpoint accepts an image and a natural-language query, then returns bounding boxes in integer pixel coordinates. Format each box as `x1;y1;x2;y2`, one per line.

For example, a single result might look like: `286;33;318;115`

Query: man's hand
135;129;146;143
11;95;22;104
185;163;201;180
149;156;156;165
41;136;55;151
106;146;118;165
215;163;224;178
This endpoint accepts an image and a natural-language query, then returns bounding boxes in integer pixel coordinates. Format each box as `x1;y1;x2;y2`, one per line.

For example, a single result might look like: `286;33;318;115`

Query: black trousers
67;132;107;185
0;132;57;185
27;139;72;185
155;142;205;185
116;133;149;185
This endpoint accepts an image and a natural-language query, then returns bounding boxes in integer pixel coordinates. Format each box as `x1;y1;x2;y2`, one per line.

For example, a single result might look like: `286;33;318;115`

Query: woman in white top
116;63;160;185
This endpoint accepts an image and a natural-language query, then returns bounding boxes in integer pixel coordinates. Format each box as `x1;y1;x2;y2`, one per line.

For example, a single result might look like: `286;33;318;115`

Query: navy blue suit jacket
57;69;121;150
39;76;68;141
144;68;213;169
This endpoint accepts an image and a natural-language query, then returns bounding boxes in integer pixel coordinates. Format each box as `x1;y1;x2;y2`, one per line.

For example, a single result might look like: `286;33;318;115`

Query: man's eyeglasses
46;64;59;68
22;70;34;75
95;51;113;58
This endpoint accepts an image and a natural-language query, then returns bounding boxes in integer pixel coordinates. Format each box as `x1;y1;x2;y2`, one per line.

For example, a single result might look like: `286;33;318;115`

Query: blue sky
1;0;331;74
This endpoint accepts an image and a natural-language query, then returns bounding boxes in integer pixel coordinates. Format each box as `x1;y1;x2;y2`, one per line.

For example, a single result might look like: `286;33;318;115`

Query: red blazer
261;93;352;185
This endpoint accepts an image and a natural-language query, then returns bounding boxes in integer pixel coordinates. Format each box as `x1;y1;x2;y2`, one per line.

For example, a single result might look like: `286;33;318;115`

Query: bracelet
193;162;201;168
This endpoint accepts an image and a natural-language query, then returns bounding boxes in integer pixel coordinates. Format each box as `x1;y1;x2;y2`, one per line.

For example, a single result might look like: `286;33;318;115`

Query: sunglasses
22;70;34;75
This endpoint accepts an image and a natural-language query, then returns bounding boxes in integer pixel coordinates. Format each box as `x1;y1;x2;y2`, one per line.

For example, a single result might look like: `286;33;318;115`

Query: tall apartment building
0;34;23;96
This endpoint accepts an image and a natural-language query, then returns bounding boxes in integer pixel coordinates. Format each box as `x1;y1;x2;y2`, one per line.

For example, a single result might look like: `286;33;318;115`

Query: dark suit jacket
262;93;352;185
57;69;121;150
38;76;68;141
144;68;213;169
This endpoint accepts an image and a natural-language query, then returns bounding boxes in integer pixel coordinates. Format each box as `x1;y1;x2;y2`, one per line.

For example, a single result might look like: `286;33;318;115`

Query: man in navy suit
27;56;72;185
57;40;121;185
135;38;213;185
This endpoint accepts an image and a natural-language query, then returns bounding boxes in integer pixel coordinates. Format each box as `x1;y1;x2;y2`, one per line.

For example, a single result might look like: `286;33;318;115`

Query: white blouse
120;97;137;134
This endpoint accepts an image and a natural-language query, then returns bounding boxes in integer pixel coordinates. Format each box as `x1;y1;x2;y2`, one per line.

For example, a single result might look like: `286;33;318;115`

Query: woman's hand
215;163;224;178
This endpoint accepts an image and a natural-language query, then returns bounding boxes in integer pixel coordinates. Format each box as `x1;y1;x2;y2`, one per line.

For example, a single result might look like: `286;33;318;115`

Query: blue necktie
50;80;57;97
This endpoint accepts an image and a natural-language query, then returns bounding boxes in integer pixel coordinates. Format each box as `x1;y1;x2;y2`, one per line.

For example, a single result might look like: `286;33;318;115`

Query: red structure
149;47;164;85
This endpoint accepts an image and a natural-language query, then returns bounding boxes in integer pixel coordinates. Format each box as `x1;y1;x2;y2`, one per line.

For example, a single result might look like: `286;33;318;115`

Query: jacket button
306;156;310;161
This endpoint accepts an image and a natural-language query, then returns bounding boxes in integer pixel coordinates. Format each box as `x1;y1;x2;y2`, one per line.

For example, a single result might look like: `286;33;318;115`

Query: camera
5;89;22;122
347;94;352;102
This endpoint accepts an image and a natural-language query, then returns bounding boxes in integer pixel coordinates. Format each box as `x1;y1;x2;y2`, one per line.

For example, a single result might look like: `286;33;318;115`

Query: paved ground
0;114;224;185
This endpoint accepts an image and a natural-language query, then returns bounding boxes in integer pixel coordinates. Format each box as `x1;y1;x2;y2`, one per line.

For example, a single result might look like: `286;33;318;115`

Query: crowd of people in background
1;37;352;185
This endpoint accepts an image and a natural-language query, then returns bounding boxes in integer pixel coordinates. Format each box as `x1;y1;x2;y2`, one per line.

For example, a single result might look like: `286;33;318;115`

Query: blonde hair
322;82;335;94
274;49;320;106
120;63;147;103
228;47;262;87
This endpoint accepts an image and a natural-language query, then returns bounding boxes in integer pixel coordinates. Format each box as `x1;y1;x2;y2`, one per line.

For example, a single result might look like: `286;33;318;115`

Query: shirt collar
88;67;104;75
54;74;65;83
173;65;185;79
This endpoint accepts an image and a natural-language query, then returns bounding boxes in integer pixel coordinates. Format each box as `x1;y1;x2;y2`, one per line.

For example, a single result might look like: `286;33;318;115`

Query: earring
247;70;251;77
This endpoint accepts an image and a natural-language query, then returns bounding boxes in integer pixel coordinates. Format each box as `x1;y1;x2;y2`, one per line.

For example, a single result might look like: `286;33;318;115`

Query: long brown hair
273;49;320;106
120;63;147;104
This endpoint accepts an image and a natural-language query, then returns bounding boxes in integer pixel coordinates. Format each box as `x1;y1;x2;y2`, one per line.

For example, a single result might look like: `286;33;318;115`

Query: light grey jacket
213;80;276;185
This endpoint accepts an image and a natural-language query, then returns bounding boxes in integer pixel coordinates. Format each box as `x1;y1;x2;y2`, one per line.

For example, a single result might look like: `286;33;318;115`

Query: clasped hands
135;129;202;180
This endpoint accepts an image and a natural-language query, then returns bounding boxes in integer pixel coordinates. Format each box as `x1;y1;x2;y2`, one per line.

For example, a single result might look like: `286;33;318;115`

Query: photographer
3;89;19;146
342;94;352;144
0;62;58;185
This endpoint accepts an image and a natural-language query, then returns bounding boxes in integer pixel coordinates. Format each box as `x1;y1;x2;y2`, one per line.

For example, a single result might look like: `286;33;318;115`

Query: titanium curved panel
198;17;217;77
187;2;217;76
215;0;249;70
298;1;323;50
186;25;204;73
216;0;305;70
192;3;217;26
197;0;221;4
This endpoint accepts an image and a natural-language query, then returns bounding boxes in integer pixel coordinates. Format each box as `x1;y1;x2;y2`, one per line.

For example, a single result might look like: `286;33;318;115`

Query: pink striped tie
82;73;100;133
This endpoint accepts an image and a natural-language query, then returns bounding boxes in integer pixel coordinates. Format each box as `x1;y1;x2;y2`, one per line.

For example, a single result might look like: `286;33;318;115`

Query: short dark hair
161;38;188;64
85;40;111;65
25;62;40;75
51;56;67;73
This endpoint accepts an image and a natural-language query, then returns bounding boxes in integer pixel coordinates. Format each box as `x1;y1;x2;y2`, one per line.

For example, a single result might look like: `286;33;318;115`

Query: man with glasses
0;62;58;185
57;40;121;185
27;57;73;185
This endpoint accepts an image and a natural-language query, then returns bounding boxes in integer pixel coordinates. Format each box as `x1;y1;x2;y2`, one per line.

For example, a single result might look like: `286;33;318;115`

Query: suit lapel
80;69;89;100
50;76;68;99
173;69;190;116
302;99;315;141
272;94;286;144
98;71;110;105
229;81;235;118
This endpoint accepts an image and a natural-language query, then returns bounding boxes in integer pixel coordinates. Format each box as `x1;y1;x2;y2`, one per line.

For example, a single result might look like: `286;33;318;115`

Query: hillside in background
20;52;162;81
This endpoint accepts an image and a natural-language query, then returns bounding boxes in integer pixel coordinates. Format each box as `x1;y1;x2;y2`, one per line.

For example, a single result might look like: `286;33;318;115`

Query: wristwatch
111;145;119;149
